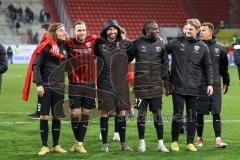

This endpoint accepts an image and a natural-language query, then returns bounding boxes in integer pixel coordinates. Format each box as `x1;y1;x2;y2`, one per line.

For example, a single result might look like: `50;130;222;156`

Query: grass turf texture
0;64;240;160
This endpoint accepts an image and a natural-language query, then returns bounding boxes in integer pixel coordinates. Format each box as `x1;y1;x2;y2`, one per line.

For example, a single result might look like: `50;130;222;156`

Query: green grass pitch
0;64;240;160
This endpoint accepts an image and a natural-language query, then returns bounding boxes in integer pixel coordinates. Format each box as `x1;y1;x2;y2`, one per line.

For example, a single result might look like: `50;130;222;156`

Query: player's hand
163;80;174;96
37;86;45;97
222;85;228;94
207;85;213;96
52;45;60;54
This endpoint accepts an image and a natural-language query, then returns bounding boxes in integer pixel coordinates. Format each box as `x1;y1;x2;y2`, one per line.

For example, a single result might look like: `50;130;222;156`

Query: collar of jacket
100;37;121;43
143;36;158;42
203;39;217;45
183;35;199;42
57;39;65;45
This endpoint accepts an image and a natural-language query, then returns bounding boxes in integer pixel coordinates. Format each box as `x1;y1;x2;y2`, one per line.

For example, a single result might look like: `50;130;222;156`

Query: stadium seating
237;2;240;26
43;0;59;22
190;0;231;27
0;0;46;44
63;0;190;39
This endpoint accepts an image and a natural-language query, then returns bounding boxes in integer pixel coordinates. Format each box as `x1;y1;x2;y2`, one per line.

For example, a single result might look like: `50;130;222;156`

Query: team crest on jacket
193;45;200;53
156;46;162;52
86;42;91;48
141;45;146;52
180;43;185;51
63;49;67;56
214;48;220;56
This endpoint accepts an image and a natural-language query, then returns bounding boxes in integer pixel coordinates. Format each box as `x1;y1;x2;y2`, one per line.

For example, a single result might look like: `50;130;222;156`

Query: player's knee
116;110;125;117
82;108;90;116
40;115;48;120
101;111;108;117
71;112;78;118
71;108;80;117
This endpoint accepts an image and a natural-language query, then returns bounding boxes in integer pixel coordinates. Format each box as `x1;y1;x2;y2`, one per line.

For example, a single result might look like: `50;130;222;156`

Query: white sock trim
158;139;164;146
216;137;221;141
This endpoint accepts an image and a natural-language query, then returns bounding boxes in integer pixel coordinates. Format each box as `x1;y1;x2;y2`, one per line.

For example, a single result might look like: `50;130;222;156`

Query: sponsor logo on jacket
73;48;90;54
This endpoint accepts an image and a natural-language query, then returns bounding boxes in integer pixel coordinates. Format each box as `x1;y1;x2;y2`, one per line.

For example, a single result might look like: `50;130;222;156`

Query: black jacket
33;41;68;87
166;36;213;96
7;47;13;57
234;41;240;65
203;39;230;92
128;36;170;98
94;20;131;110
0;44;8;74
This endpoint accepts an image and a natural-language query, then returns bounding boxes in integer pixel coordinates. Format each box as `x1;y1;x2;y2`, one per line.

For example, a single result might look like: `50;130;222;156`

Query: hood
100;19;122;41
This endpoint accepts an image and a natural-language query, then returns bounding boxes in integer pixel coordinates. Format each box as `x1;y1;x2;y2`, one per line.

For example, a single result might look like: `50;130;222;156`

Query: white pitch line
0;112;31;115
1;120;240;125
0;111;240;124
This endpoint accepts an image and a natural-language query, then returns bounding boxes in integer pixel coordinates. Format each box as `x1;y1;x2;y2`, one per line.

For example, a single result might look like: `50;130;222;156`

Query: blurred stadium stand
0;0;47;44
0;0;240;45
190;0;231;27
59;0;190;39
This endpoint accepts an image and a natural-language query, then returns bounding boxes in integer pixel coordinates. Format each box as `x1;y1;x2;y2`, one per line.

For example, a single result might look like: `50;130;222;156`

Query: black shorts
69;83;96;110
197;93;222;114
38;87;64;116
97;84;130;112
135;97;162;112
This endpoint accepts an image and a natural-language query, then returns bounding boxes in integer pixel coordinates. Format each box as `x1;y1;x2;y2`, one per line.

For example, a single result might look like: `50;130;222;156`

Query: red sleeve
127;64;134;86
22;37;50;101
48;39;57;46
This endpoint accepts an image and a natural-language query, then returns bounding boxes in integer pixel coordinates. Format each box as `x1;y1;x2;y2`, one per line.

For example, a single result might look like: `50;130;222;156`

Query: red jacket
66;35;97;84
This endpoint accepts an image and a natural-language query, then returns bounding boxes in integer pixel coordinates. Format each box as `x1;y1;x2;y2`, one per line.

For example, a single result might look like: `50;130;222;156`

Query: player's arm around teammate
33;23;69;156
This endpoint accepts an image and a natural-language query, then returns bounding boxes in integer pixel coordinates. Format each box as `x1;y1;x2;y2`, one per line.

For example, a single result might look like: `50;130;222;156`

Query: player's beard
76;34;86;42
147;31;159;39
107;33;117;41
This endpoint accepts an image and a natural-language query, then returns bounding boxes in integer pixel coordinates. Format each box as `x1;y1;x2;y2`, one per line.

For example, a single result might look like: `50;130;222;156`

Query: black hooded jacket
166;35;213;96
94;20;132;109
202;38;229;92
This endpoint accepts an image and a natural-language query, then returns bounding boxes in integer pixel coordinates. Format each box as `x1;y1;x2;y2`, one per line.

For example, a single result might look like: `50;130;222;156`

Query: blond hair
185;19;201;30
